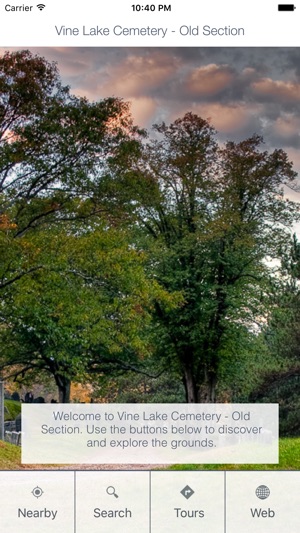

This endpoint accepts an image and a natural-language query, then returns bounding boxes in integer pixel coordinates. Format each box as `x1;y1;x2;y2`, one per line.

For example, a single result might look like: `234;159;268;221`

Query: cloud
283;148;300;176
2;47;300;162
100;52;179;98
251;78;300;106
129;97;158;126
267;114;300;148
184;64;235;97
2;47;300;226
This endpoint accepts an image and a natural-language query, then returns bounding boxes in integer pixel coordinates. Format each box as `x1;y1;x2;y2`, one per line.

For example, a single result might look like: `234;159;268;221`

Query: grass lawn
0;440;21;469
0;437;299;470
168;437;300;470
4;400;21;421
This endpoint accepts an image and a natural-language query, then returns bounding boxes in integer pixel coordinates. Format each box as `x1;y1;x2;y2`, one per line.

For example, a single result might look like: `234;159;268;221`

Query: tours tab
151;472;224;532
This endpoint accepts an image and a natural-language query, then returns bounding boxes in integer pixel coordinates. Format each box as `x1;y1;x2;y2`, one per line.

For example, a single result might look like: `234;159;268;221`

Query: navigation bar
0;471;299;532
0;0;299;46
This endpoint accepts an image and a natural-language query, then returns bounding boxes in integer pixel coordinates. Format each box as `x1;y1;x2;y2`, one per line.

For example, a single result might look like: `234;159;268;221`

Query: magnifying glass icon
106;486;119;498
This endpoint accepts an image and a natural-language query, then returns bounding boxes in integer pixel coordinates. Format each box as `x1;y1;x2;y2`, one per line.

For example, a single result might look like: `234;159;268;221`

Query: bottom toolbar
0;470;299;532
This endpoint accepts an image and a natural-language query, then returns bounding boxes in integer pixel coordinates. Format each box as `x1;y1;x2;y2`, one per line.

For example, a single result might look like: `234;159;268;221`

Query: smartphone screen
0;1;299;531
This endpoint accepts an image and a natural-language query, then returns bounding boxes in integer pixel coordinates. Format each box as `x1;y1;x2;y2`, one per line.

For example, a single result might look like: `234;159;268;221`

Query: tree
109;113;300;402
0;223;174;402
1;50;179;402
0;50;138;291
250;234;300;435
95;369;186;403
263;234;300;366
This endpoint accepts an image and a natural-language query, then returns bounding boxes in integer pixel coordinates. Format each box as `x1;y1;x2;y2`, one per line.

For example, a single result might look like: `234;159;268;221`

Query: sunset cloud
101;52;179;98
185;64;235;97
252;78;300;105
193;103;253;132
2;47;300;171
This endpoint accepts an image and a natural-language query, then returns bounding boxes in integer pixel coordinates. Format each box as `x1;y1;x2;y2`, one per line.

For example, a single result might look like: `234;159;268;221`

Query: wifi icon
37;3;46;10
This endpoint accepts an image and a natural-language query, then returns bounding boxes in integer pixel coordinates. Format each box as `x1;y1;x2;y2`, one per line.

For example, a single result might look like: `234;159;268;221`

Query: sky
4;46;300;210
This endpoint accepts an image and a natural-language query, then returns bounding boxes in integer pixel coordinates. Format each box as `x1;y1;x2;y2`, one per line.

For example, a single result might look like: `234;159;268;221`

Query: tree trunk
183;365;198;403
56;377;71;403
207;373;217;403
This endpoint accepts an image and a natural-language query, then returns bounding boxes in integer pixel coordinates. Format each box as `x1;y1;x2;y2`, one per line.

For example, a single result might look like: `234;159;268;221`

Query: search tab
75;472;150;532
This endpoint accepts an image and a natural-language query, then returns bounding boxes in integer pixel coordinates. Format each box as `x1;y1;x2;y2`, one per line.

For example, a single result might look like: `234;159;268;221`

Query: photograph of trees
0;48;299;468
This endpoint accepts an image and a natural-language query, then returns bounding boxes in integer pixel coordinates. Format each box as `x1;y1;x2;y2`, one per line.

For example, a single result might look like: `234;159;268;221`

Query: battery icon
278;4;296;10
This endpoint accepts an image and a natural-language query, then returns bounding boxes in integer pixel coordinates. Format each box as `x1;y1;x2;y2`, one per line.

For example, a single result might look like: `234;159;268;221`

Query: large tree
0;50;138;290
0;223;174;402
109;113;300;402
248;235;300;435
0;50;151;400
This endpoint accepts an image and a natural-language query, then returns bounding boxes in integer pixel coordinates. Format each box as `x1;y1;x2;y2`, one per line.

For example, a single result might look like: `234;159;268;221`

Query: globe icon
255;485;270;499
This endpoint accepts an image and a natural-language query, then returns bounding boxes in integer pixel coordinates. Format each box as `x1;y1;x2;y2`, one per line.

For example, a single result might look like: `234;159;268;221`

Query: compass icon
32;486;44;498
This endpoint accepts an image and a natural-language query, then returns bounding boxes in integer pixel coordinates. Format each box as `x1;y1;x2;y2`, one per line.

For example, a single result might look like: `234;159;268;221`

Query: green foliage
0;50;157;401
0;221;176;401
215;328;277;401
4;400;21;421
110;113;300;402
94;370;185;403
0;50;138;292
251;370;300;436
255;235;300;435
1;51;299;409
